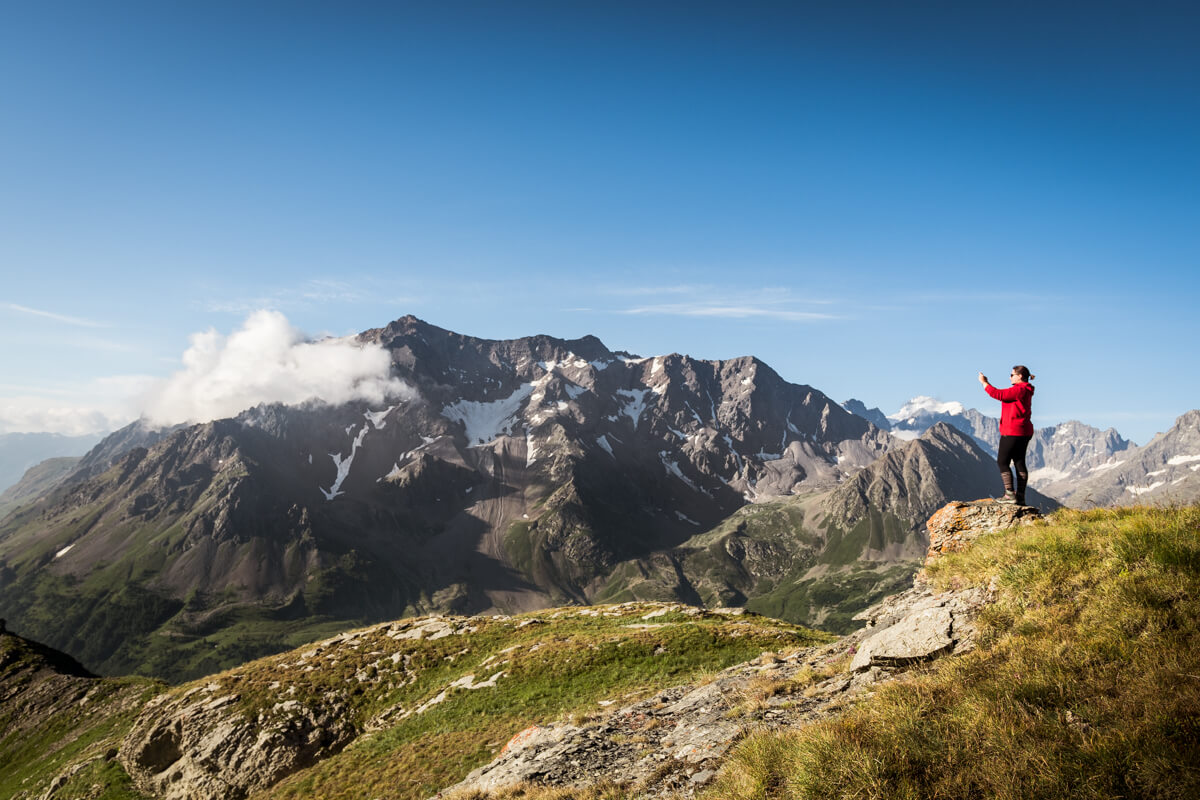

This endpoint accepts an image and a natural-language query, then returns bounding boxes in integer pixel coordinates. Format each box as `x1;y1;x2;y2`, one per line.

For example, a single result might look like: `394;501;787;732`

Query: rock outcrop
121;682;355;800
924;499;1043;567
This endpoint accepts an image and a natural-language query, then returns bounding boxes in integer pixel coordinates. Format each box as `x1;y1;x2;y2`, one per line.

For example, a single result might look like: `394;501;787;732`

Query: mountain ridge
0;316;897;680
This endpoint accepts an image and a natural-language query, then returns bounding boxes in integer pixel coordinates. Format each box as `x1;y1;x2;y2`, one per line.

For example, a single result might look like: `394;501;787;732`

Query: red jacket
985;381;1035;436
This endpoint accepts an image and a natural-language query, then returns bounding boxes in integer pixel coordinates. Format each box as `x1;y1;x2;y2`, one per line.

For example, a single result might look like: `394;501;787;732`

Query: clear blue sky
2;1;1197;444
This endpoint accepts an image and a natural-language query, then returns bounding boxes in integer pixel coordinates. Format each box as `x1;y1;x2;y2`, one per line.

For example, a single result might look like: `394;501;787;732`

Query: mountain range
837;394;1200;506
0;316;1191;682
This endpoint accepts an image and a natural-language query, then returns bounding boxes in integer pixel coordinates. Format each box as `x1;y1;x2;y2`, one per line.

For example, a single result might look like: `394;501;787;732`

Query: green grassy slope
708;504;1200;800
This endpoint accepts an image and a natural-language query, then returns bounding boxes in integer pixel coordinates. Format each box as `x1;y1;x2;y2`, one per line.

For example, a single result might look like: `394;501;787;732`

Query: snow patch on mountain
616;389;651;430
364;404;399;429
321;424;371;500
443;383;535;445
1030;466;1072;484
660;452;698;490
1167;454;1200;465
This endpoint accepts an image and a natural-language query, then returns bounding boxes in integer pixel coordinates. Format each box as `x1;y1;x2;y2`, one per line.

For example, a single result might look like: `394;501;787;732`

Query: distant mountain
841;399;891;432
0;432;104;495
843;396;1135;502
0;457;82;521
0;315;893;680
1047;410;1200;507
884;396;1000;452
1027;420;1134;499
826;422;1057;522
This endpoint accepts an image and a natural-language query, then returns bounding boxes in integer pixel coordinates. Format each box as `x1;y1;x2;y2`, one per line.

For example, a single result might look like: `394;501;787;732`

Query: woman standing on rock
978;366;1035;505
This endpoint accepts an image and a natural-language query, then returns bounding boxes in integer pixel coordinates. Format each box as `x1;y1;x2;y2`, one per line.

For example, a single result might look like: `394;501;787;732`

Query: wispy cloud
0;375;156;435
204;279;414;315
624;303;838;321
4;303;108;328
610;285;841;322
890;290;1050;305
601;284;709;297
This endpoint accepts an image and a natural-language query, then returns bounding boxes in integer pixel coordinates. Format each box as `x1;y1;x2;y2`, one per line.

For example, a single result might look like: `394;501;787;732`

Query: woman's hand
978;372;989;387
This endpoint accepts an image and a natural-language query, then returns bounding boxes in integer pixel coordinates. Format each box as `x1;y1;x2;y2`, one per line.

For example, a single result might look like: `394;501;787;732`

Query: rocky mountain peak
825;422;1056;532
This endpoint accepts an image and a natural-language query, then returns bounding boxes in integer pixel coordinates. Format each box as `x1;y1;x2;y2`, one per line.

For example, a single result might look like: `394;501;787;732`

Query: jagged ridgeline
0;316;1045;681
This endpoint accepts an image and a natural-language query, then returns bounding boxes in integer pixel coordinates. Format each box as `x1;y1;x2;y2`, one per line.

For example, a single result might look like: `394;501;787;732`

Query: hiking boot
1015;493;1027;507
996;491;1019;505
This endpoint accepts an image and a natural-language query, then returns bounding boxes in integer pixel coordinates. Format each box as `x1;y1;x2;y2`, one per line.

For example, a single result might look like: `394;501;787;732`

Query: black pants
997;435;1032;502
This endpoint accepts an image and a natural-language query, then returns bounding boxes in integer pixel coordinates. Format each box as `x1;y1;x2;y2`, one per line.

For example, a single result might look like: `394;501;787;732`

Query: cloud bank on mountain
143;310;410;426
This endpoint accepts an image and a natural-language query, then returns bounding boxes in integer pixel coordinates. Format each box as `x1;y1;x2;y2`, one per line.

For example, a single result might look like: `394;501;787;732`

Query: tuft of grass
706;504;1200;800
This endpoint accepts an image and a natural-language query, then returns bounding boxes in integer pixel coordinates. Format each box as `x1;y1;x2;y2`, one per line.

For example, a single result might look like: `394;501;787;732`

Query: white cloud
142;310;412;426
0;376;153;435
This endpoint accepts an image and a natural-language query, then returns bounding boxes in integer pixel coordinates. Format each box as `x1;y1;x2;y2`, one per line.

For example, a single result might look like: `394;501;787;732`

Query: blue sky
1;1;1197;444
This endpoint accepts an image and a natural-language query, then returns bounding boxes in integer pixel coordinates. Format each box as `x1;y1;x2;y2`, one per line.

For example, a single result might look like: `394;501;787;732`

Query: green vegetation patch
746;563;919;634
504;521;535;577
708;504;1200;800
819;508;909;567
